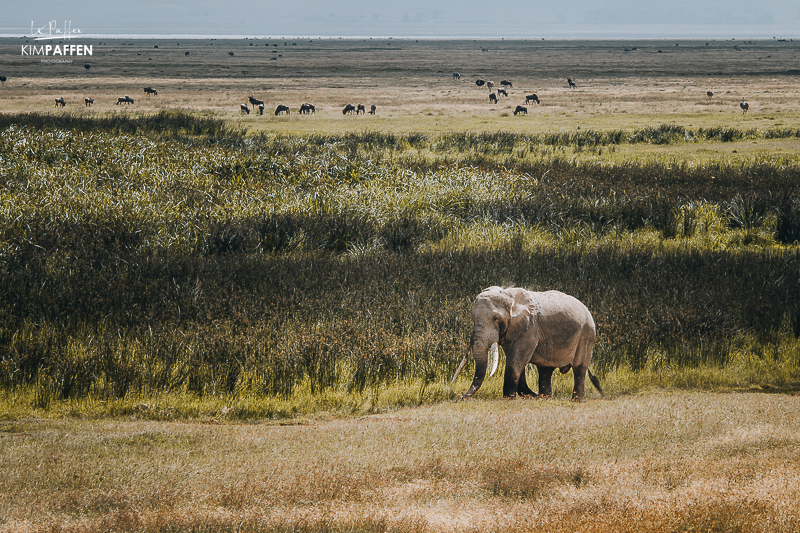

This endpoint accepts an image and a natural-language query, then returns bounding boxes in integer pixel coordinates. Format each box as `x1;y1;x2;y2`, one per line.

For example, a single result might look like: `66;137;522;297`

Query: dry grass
2;391;800;532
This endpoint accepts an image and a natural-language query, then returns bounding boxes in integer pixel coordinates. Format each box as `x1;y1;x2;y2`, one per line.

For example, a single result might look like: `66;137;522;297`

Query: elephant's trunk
460;333;499;400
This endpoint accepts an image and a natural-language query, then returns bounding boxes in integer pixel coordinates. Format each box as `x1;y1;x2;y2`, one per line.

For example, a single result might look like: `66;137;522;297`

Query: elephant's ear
505;292;533;342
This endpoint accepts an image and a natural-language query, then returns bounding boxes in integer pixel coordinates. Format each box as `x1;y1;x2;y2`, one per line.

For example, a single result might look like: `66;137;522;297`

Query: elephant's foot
571;388;587;402
502;394;518;400
570;395;585;403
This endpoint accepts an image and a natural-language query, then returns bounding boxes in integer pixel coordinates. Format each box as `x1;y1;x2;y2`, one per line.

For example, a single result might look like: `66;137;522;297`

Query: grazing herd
47;80;752;118
236;99;374;117
462;75;751;118
475;76;549;115
53;86;157;108
474;76;555;114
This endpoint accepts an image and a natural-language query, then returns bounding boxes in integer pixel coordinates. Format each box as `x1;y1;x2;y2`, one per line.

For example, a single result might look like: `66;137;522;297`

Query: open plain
3;37;800;138
1;38;800;532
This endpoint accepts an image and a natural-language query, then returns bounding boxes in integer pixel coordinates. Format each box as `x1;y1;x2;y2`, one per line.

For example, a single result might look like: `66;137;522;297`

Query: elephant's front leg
502;351;530;399
536;365;555;398
517;366;537;398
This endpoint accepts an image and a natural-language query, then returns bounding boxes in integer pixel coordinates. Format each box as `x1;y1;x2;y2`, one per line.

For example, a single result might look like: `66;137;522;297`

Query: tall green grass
1;115;799;416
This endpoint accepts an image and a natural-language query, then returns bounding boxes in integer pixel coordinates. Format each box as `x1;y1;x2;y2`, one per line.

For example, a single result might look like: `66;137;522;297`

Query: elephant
451;286;603;401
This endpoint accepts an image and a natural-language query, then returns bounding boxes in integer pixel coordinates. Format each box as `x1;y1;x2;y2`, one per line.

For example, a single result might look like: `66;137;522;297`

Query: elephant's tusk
450;346;472;386
489;342;499;378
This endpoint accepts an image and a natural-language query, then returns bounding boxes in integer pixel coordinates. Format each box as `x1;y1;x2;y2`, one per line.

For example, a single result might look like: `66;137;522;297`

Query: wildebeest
525;94;540;104
144;86;158;96
299;103;316;114
275;104;290;116
116;95;134;105
497;88;508;97
343;104;356;115
84;97;93;107
740;101;749;114
240;103;250;114
356;104;366;115
476;79;485;87
568;78;577;89
513;105;527;115
258;103;265;115
500;80;512;88
228;52;235;56
54;96;66;108
707;90;714;98
453;72;460;79
369;104;376;115
489;93;498;104
486;81;495;90
248;96;264;108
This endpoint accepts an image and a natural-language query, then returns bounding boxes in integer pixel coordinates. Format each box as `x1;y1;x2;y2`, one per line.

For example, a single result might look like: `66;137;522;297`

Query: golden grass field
2;392;800;532
2;38;800;532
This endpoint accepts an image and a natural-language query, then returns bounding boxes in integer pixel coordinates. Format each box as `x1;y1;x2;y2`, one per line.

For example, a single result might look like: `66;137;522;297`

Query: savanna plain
1;38;800;532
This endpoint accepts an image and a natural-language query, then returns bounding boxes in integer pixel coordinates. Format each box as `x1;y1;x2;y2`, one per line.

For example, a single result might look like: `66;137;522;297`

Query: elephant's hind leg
571;364;588;402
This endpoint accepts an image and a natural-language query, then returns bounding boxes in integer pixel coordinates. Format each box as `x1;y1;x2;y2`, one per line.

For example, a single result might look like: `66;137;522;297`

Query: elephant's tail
588;369;604;398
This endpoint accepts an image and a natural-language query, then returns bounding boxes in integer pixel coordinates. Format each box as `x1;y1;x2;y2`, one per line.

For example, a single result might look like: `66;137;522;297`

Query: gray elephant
451;286;603;401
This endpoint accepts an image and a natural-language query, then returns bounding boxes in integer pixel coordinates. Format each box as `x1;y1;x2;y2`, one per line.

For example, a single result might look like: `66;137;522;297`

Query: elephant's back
532;290;595;331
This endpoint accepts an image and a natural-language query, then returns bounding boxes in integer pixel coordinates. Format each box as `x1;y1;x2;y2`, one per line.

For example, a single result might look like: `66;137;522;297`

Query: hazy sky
4;0;800;39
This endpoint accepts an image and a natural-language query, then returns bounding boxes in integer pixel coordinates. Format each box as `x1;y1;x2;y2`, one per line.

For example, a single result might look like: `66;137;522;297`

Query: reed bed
1;113;798;417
